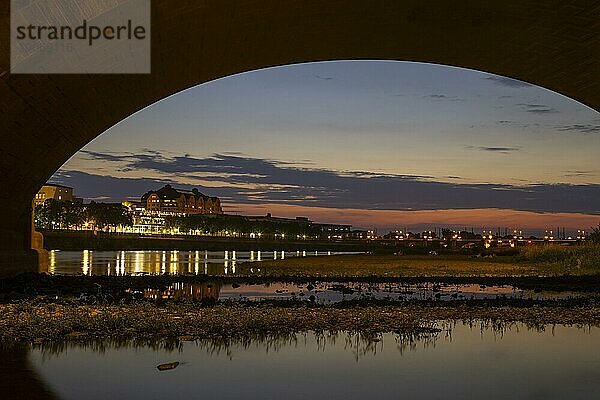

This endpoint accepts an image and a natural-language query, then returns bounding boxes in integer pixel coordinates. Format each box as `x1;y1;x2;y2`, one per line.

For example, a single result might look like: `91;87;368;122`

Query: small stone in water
157;362;180;371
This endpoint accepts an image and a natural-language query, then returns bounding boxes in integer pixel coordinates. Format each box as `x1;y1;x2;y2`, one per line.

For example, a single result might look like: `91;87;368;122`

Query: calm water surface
25;323;600;400
47;251;580;303
47;250;360;276
142;281;576;303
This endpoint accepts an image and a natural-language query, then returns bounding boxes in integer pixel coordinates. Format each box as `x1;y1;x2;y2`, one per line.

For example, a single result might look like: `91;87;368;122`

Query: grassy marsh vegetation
1;300;598;347
519;244;600;275
242;245;600;278
239;254;528;277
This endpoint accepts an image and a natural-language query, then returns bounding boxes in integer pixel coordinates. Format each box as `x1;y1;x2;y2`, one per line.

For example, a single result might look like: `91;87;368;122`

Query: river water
47;249;359;276
9;251;597;398
19;322;600;400
46;250;581;303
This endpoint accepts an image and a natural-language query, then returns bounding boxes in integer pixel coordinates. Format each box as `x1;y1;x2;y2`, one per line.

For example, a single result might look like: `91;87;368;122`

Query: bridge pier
0;203;44;277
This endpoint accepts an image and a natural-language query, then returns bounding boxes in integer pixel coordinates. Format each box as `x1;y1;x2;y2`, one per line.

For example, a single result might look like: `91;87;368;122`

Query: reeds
520;244;600;275
1;300;598;348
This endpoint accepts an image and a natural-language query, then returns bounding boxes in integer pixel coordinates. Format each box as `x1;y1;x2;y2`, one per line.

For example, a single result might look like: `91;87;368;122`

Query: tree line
590;225;600;243
165;214;327;239
34;199;132;231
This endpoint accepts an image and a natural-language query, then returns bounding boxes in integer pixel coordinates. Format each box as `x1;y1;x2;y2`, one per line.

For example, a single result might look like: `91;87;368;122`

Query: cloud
81;150;132;162
527;108;559;115
425;94;465;101
495;120;541;130
86;196;111;201
563;170;596;178
311;74;333;81
484;76;532;88
557;124;600;134
465;145;521;154
517;103;559;114
55;151;600;215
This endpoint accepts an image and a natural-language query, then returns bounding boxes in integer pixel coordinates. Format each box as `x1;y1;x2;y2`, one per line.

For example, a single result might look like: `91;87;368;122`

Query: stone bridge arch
0;0;599;273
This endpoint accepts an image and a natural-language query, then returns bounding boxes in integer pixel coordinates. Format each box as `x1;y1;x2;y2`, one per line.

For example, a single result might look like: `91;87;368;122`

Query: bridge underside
0;0;599;274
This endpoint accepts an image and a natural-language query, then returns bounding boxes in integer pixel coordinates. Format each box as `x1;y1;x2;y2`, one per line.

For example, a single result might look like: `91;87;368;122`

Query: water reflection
32;327;442;363
143;283;221;301
135;281;580;304
45;250;359;276
23;323;600;400
49;250;56;274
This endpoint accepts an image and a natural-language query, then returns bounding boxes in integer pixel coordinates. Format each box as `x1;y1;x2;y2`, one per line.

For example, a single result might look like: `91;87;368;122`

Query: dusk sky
52;61;600;234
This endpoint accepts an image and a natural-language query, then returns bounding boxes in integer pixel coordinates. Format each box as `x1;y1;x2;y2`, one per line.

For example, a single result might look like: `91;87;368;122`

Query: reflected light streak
134;251;143;274
49;250;56;274
120;251;125;275
82;250;89;276
170;250;178;274
89;251;93;275
154;255;160;275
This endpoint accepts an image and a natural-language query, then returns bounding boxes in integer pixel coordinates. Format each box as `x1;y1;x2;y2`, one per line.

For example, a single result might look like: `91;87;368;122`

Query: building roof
42;183;73;190
141;185;219;202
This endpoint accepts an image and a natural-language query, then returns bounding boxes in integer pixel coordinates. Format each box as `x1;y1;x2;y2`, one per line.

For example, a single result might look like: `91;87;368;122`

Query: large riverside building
141;185;223;215
34;184;74;205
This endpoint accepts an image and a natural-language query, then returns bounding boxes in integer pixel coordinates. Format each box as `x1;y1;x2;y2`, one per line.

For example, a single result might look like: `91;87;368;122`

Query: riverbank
40;230;374;252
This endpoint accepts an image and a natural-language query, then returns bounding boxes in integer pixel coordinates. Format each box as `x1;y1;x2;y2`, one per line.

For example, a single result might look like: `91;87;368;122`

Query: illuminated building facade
33;184;74;205
141;185;223;215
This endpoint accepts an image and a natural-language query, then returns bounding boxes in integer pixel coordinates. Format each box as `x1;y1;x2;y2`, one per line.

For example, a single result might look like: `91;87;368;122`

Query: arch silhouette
0;348;61;400
0;0;599;273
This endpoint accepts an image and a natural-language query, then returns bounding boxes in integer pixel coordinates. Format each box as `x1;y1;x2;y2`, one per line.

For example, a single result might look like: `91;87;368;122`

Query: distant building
241;214;351;238
348;230;370;240
317;222;352;239
141;184;223;215
34;184;74;205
